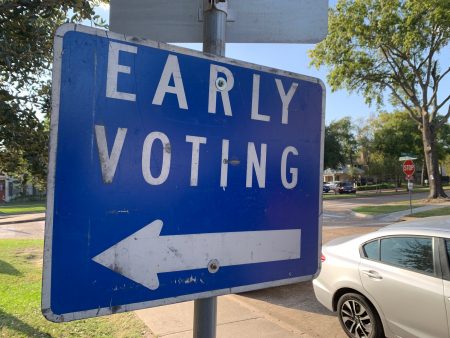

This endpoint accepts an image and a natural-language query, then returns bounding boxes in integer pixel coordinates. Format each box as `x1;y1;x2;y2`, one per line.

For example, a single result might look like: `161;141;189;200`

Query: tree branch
422;24;440;105
440;66;450;82
380;46;422;108
427;66;449;118
416;25;444;71
429;61;439;122
436;93;450;113
389;46;425;90
436;104;450;129
383;81;422;124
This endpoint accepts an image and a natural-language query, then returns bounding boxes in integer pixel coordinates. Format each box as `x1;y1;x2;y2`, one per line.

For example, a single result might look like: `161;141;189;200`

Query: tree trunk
421;161;425;186
21;173;29;197
422;118;447;199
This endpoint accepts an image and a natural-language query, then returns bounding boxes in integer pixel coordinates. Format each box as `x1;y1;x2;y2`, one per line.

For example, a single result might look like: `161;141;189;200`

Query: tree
324;124;345;169
371;111;423;184
0;1;106;188
310;0;450;199
354;117;373;171
327;117;358;167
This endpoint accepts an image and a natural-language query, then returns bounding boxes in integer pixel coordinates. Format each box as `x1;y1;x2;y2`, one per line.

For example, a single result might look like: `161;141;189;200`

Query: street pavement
1;195;449;337
0;212;45;239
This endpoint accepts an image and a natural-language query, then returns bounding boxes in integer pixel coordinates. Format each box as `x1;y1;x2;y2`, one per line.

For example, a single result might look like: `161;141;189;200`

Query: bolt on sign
42;25;325;322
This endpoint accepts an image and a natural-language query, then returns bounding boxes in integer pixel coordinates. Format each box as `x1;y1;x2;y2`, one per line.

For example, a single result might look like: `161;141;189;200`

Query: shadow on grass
0;309;51;337
0;259;22;276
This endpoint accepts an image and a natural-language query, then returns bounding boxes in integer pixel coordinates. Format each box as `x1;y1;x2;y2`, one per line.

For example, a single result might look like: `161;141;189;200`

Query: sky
93;2;449;126
182;43;374;125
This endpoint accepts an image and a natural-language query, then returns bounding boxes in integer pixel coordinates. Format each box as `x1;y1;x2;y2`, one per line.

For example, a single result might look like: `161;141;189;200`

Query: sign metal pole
193;297;217;338
193;1;227;337
409;180;412;214
403;160;415;216
202;0;227;56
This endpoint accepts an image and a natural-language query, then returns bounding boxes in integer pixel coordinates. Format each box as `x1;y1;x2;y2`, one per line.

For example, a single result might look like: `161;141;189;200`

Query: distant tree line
311;0;450;198
324;112;450;186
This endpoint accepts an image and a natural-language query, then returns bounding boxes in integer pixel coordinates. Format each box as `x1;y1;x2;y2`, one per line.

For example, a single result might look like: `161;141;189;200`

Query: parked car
323;183;331;193
313;216;450;338
335;181;356;194
328;181;339;189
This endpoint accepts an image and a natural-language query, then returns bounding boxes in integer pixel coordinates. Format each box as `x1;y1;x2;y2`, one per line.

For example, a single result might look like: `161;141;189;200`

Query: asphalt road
322;189;449;228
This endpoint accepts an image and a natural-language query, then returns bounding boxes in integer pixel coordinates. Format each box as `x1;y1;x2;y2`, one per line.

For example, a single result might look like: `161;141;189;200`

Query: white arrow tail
93;220;301;290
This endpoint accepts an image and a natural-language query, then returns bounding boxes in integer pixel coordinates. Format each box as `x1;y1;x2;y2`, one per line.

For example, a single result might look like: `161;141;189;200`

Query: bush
356;183;396;191
10;194;46;203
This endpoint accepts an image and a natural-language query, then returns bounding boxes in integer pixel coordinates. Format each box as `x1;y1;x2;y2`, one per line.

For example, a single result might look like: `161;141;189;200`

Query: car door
441;238;450;337
359;236;447;338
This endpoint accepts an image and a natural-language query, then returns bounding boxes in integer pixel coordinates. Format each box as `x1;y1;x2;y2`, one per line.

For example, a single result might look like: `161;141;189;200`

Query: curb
352;211;375;219
399;216;417;221
0;217;45;225
0;211;45;218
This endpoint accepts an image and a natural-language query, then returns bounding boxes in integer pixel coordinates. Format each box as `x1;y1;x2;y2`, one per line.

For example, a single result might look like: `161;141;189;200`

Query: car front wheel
337;293;383;338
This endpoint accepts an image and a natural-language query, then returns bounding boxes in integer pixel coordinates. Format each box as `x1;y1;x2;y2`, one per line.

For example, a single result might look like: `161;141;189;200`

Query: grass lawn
352;204;424;215
323;190;410;200
411;206;450;218
323;193;359;200
0;201;46;215
323;185;450;200
0;239;150;337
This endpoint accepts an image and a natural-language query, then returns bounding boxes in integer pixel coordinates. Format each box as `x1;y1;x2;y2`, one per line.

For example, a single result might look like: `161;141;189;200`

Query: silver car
313;216;450;338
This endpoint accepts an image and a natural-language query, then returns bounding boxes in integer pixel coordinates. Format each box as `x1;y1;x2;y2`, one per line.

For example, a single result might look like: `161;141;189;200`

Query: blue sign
42;24;325;322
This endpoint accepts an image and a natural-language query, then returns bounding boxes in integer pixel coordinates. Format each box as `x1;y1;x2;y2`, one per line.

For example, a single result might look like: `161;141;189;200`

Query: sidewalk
136;294;317;338
0;212;45;225
353;204;449;222
378;204;448;222
0;212;45;239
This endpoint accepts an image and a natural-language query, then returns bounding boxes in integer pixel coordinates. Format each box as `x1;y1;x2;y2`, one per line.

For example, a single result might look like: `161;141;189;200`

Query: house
0;173;35;202
323;165;365;184
0;173;15;202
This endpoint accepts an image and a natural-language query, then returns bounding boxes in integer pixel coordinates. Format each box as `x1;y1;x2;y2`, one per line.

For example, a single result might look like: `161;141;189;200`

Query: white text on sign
98;42;301;190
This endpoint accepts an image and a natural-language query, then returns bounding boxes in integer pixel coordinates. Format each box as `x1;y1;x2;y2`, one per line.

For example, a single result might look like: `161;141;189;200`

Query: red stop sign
403;160;415;176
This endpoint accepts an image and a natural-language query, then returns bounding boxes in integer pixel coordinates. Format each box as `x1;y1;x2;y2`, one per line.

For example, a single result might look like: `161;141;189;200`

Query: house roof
323;166;365;175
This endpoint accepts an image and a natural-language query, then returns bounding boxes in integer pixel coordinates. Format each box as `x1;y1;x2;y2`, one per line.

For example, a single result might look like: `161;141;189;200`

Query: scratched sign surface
42;24;325;322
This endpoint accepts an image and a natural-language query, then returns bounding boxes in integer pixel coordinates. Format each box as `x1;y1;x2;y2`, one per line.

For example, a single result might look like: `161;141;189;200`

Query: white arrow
92;220;301;290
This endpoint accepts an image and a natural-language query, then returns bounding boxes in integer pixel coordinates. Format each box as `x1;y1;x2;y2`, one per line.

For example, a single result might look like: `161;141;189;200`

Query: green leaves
309;0;450;116
0;1;107;187
311;0;450;197
371;110;422;158
324;117;358;168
